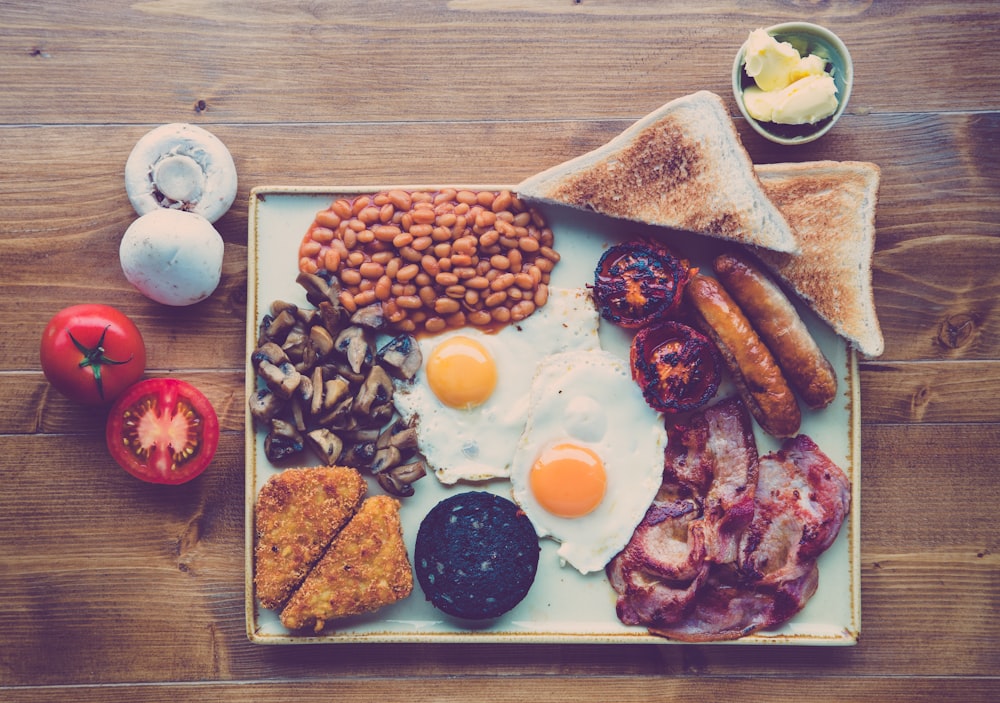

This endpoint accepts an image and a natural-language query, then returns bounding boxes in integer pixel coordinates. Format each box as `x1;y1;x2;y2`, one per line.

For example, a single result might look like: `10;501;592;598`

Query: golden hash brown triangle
254;466;367;610
279;494;413;632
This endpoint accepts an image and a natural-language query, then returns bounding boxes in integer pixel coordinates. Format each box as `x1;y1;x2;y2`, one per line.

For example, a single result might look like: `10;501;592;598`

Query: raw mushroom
124;123;237;223
119;208;225;306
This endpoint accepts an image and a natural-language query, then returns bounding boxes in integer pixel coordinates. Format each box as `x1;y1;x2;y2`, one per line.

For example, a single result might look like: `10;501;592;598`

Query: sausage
712;252;837;409
685;273;801;437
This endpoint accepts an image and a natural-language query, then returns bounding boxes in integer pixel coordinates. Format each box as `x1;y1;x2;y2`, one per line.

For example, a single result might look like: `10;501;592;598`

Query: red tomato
106;378;220;485
40;304;147;405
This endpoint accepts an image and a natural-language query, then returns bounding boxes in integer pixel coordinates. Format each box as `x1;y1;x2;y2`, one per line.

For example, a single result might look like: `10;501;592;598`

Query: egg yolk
530;442;607;518
425;335;497;409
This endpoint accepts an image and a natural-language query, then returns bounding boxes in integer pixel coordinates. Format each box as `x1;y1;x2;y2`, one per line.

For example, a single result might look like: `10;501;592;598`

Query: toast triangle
516;91;799;253
753;160;884;357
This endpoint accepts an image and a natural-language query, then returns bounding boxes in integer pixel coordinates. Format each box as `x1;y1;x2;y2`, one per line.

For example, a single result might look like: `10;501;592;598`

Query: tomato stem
68;325;134;400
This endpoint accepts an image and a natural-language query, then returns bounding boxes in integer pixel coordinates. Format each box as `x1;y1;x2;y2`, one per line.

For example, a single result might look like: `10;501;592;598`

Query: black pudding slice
415;491;540;620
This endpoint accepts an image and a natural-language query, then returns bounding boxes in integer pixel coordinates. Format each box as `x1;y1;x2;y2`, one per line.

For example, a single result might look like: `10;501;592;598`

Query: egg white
509;349;667;574
392;287;601;484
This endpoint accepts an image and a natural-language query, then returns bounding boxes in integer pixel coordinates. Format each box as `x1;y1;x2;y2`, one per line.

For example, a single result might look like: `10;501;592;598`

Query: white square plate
245;186;861;645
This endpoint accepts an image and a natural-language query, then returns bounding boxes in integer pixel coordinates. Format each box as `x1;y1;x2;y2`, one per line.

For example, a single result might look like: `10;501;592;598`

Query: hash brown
253;466;367;609
280;494;413;632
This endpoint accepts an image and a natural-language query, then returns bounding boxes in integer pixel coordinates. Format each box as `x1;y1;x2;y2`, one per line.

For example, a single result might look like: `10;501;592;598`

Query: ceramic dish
732;22;853;145
245;185;861;645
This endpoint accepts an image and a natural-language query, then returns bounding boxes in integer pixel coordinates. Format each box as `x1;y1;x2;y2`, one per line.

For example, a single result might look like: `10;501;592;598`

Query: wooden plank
1;677;998;702
1;1;999;123
0;424;996;685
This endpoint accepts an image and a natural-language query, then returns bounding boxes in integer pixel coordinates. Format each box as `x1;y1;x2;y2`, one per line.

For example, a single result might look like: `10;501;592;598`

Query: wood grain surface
1;1;997;700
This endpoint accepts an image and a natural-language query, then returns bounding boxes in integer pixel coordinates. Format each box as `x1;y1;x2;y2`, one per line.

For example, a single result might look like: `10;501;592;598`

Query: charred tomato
630;321;722;413
40;304;146;405
592;242;692;328
106;378;219;484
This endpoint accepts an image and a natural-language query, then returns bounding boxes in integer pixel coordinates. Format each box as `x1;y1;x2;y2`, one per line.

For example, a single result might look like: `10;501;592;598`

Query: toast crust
517;91;798;253
754;160;884;357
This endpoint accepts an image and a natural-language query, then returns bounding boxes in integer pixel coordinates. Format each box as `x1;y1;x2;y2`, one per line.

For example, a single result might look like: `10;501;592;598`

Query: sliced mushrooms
249;275;425;496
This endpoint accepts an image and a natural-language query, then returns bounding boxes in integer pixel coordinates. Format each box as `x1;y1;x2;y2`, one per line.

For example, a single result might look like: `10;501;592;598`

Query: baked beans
299;189;558;334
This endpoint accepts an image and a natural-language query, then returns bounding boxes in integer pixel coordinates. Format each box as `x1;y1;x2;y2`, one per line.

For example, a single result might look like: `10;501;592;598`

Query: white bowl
732;22;853;145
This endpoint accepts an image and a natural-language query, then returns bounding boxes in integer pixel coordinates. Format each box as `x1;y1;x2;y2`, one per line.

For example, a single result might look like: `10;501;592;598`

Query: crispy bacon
608;397;851;641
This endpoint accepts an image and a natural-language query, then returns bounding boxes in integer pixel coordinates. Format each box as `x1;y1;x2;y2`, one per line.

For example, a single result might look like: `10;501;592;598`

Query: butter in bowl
732;22;853;145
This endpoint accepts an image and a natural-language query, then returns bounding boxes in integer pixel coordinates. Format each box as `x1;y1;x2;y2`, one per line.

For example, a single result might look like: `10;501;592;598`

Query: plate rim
244;184;862;646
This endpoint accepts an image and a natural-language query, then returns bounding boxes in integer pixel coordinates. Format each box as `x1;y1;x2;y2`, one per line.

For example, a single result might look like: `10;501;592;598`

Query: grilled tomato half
592;242;692;328
630;321;722;413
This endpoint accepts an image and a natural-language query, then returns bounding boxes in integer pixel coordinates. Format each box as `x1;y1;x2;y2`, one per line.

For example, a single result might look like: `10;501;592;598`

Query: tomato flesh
630;321;722;414
107;378;219;484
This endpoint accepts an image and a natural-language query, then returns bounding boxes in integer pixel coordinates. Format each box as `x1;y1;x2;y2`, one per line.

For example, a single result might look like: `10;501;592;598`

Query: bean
375;276;392;300
387;189;412;210
379;203;395;223
352;196;371;215
540;246;561;262
397;295;423;309
339;290;357;313
434;297;460;315
436;212;457;228
310;226;335;243
340;268;362;286
491;273;515;291
431;226;452;242
411;207;436;225
353;289;377;308
491;306;511;323
510;300;536;321
466;275;490;290
409;223;433;237
358;206;381;224
419;286;438;306
411;236;433;252
435;188;457;204
476;191;495;208
534;284;549;308
371;250;394;265
425;317;447;334
396;263;420;282
434;242;452;258
492;190;513;213
513;211;532;227
300;240;322;257
445;284;466;299
450;253;473;267
490;254;510;271
508;248;523;272
299;257;318;274
373;224;401;242
347;251;365;267
456;190;478;205
464;289;480;306
331;199;353;219
518;235;540;253
445;310;466;328
469;310;492;326
348;218;367;232
421;255;440;277
479;229;499;248
514;272;534;289
392;232;414;248
342;228;358;249
399;245;422;263
385;257;400;280
323;249;341;272
453;266;477;280
435;271;459;287
475;210;496;229
485;291;508;307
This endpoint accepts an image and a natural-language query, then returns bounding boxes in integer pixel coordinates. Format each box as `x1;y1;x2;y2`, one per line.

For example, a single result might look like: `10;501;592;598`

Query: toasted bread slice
280;495;413;632
253;466;367;609
754;160;884;357
516;91;799;253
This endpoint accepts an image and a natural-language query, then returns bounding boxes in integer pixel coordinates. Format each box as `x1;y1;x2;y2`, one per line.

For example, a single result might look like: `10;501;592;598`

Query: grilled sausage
685;273;801;437
713;252;837;409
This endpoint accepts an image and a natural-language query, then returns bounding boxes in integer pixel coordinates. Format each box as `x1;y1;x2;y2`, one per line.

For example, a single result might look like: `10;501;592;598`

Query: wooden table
2;1;997;700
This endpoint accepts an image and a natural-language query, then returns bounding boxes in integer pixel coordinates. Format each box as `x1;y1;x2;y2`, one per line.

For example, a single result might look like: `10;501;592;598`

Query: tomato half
40;304;146;405
106;378;220;485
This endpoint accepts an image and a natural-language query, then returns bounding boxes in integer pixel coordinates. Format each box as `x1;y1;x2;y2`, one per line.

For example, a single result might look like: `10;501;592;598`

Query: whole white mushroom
120;209;225;306
124;123;237;224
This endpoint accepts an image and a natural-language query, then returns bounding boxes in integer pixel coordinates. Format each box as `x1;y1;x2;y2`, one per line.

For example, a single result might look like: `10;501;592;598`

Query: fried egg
509;349;667;574
392;287;601;484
